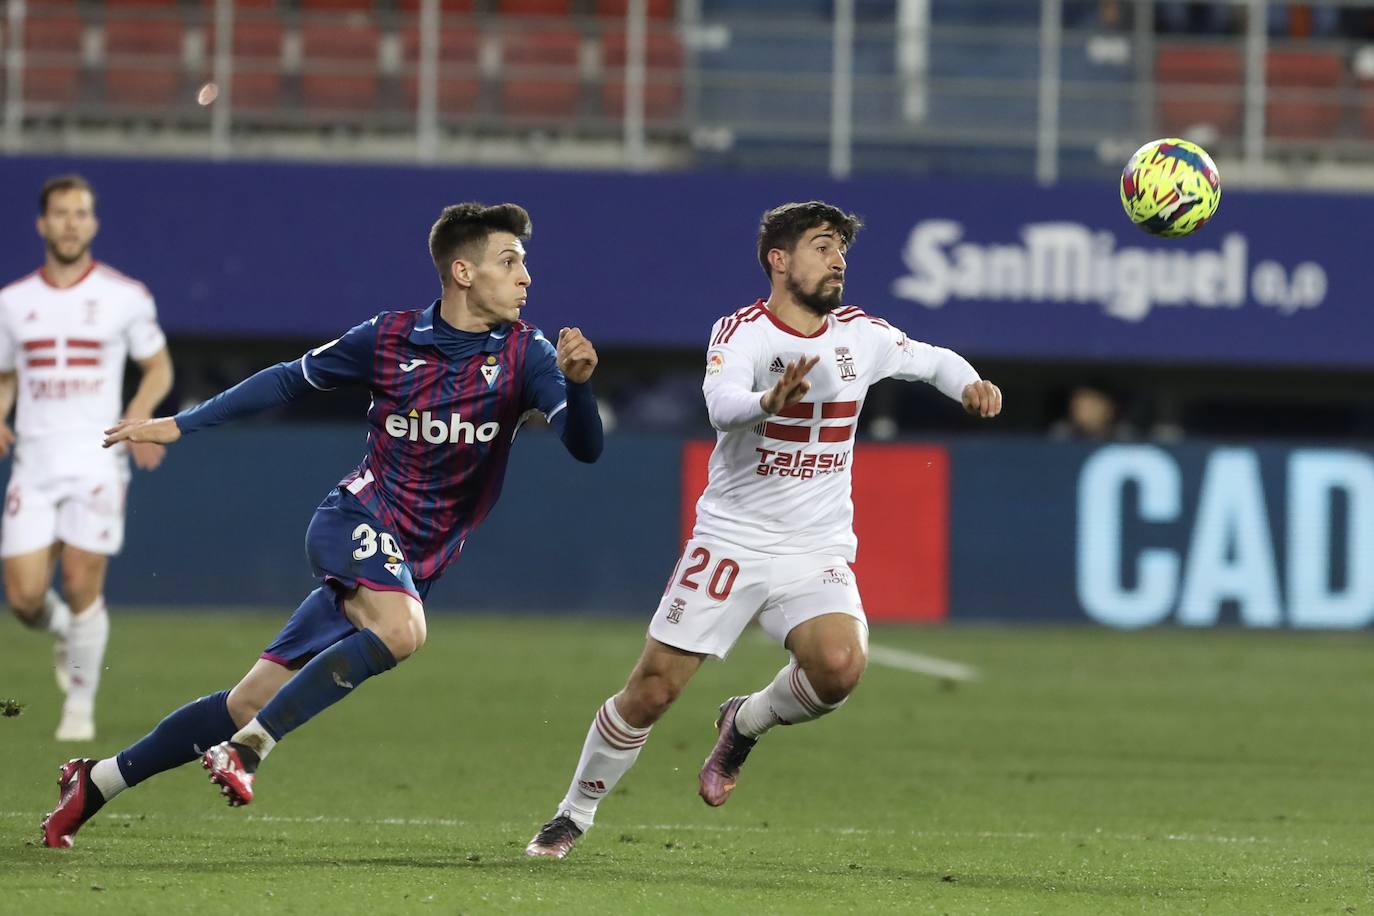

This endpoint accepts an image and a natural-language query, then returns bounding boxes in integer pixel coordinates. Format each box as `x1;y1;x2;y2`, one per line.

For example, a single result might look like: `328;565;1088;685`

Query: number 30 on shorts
678;547;740;600
352;523;404;561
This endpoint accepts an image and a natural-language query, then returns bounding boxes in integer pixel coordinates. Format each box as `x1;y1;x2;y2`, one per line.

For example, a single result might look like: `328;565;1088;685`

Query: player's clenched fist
962;380;1002;419
557;327;598;384
761;355;821;416
103;416;182;449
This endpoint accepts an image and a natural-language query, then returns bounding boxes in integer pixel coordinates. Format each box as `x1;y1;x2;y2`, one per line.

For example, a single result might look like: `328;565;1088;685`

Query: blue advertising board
949;441;1374;628
0;154;1364;366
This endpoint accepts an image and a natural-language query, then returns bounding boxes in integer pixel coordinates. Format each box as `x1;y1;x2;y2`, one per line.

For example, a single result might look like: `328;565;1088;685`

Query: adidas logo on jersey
769;357;786;373
385;409;500;445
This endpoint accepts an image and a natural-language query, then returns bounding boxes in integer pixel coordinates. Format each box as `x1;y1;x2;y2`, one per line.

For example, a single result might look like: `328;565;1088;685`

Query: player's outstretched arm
103;416;182;449
961;380;1003;419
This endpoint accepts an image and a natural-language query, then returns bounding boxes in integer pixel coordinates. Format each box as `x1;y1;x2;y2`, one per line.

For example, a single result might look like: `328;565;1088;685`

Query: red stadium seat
596;0;675;18
20;13;84;107
401;26;481;116
1266;50;1342;141
396;0;475;9
300;20;381;113
103;18;185;109
601;29;683;121
300;0;376;10
497;0;573;17
229;19;286;113
500;26;581;120
1155;46;1243;139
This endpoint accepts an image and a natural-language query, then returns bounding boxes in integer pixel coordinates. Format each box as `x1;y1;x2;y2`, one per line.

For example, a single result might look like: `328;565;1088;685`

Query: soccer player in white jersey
527;201;1002;858
0;175;174;741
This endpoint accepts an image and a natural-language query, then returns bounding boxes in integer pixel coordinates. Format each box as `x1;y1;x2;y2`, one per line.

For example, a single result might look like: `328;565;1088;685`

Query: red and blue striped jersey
301;303;570;580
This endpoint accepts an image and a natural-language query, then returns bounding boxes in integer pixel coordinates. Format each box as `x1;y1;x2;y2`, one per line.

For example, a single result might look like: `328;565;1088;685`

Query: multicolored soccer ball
1119;138;1221;238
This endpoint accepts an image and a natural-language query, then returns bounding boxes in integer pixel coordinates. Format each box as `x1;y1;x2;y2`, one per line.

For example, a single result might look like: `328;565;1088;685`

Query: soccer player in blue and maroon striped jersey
41;202;603;848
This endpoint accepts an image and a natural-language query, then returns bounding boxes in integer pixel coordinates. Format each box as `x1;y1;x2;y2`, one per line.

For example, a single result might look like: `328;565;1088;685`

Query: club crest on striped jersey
835;346;857;381
480;355;501;388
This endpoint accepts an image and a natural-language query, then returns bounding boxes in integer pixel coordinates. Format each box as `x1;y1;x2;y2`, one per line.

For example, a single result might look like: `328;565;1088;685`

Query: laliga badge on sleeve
705;351;725;377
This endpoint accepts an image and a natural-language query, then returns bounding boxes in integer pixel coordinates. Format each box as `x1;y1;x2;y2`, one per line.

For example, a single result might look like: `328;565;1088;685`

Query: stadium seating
1265;50;1342;141
102;15;185;110
596;0;675;17
500;25;582;120
18;10;85;108
1155;45;1244;138
300;18;382;113
497;0;573;17
600;29;684;121
401;26;482;117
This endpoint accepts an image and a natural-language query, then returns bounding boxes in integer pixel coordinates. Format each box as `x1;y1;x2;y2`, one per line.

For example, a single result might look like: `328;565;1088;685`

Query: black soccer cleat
524;814;584;859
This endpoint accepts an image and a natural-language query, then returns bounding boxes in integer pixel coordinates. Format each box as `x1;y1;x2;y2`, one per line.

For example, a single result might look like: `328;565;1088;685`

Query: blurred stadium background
1;0;1371;627
4;2;1374;912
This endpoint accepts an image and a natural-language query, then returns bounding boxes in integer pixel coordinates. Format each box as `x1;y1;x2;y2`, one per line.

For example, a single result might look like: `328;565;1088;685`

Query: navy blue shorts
260;489;434;669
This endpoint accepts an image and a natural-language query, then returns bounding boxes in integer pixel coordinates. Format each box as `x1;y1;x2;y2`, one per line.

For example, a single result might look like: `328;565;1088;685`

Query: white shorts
0;471;127;558
648;538;867;659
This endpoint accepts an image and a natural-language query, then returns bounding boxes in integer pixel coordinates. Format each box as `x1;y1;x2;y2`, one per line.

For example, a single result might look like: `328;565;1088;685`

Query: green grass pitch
1;612;1372;914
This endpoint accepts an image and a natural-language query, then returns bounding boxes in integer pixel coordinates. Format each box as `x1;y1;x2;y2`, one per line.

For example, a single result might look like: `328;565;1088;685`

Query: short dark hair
428;202;532;287
40;174;95;215
757;201;862;277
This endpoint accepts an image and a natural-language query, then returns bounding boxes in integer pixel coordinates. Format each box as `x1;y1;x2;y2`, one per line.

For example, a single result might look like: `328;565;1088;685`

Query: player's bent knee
804;647;867;705
373;609;426;661
5;585;45;624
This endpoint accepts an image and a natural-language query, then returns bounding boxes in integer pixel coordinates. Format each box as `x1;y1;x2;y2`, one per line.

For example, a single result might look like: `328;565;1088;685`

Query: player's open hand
104;416;182;449
0;422;14;458
557;327;598;384
761;355;821;415
129;441;167;470
962;380;1002;418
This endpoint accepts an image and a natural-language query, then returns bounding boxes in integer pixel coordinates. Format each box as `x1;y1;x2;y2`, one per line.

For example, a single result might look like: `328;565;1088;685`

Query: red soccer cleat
698;696;758;807
41;758;102;848
202;741;258;807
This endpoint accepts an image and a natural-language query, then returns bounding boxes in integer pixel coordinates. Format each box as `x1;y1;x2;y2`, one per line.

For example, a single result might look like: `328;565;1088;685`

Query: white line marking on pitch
1;810;1270;845
867;643;980;682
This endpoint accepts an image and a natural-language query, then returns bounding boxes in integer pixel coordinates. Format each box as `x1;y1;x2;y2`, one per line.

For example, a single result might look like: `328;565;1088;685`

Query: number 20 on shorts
677;547;740;601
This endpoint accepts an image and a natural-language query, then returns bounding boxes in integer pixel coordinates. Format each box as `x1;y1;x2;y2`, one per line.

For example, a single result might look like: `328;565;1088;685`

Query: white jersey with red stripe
693;299;979;561
0;263;167;479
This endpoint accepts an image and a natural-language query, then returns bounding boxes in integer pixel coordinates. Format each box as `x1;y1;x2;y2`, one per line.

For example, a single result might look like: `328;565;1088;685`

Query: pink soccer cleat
202;741;259;807
698;696;758;807
41;758;103;848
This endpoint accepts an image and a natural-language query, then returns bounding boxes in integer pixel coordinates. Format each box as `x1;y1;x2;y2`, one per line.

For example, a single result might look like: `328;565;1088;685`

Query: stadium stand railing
1;0;1373;184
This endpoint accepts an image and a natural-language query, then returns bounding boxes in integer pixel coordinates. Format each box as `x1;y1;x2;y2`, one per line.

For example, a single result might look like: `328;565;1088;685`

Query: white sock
44;589;72;637
734;659;845;739
555;697;651;831
232;718;278;761
90;757;128;802
63;597;109;714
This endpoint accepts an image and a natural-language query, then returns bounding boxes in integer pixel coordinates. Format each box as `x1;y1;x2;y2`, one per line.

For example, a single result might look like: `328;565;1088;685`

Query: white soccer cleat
54;706;95;742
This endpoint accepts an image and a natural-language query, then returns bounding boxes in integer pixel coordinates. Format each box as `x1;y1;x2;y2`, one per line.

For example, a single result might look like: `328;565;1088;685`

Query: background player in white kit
527;201;1002;858
0;175;174;741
